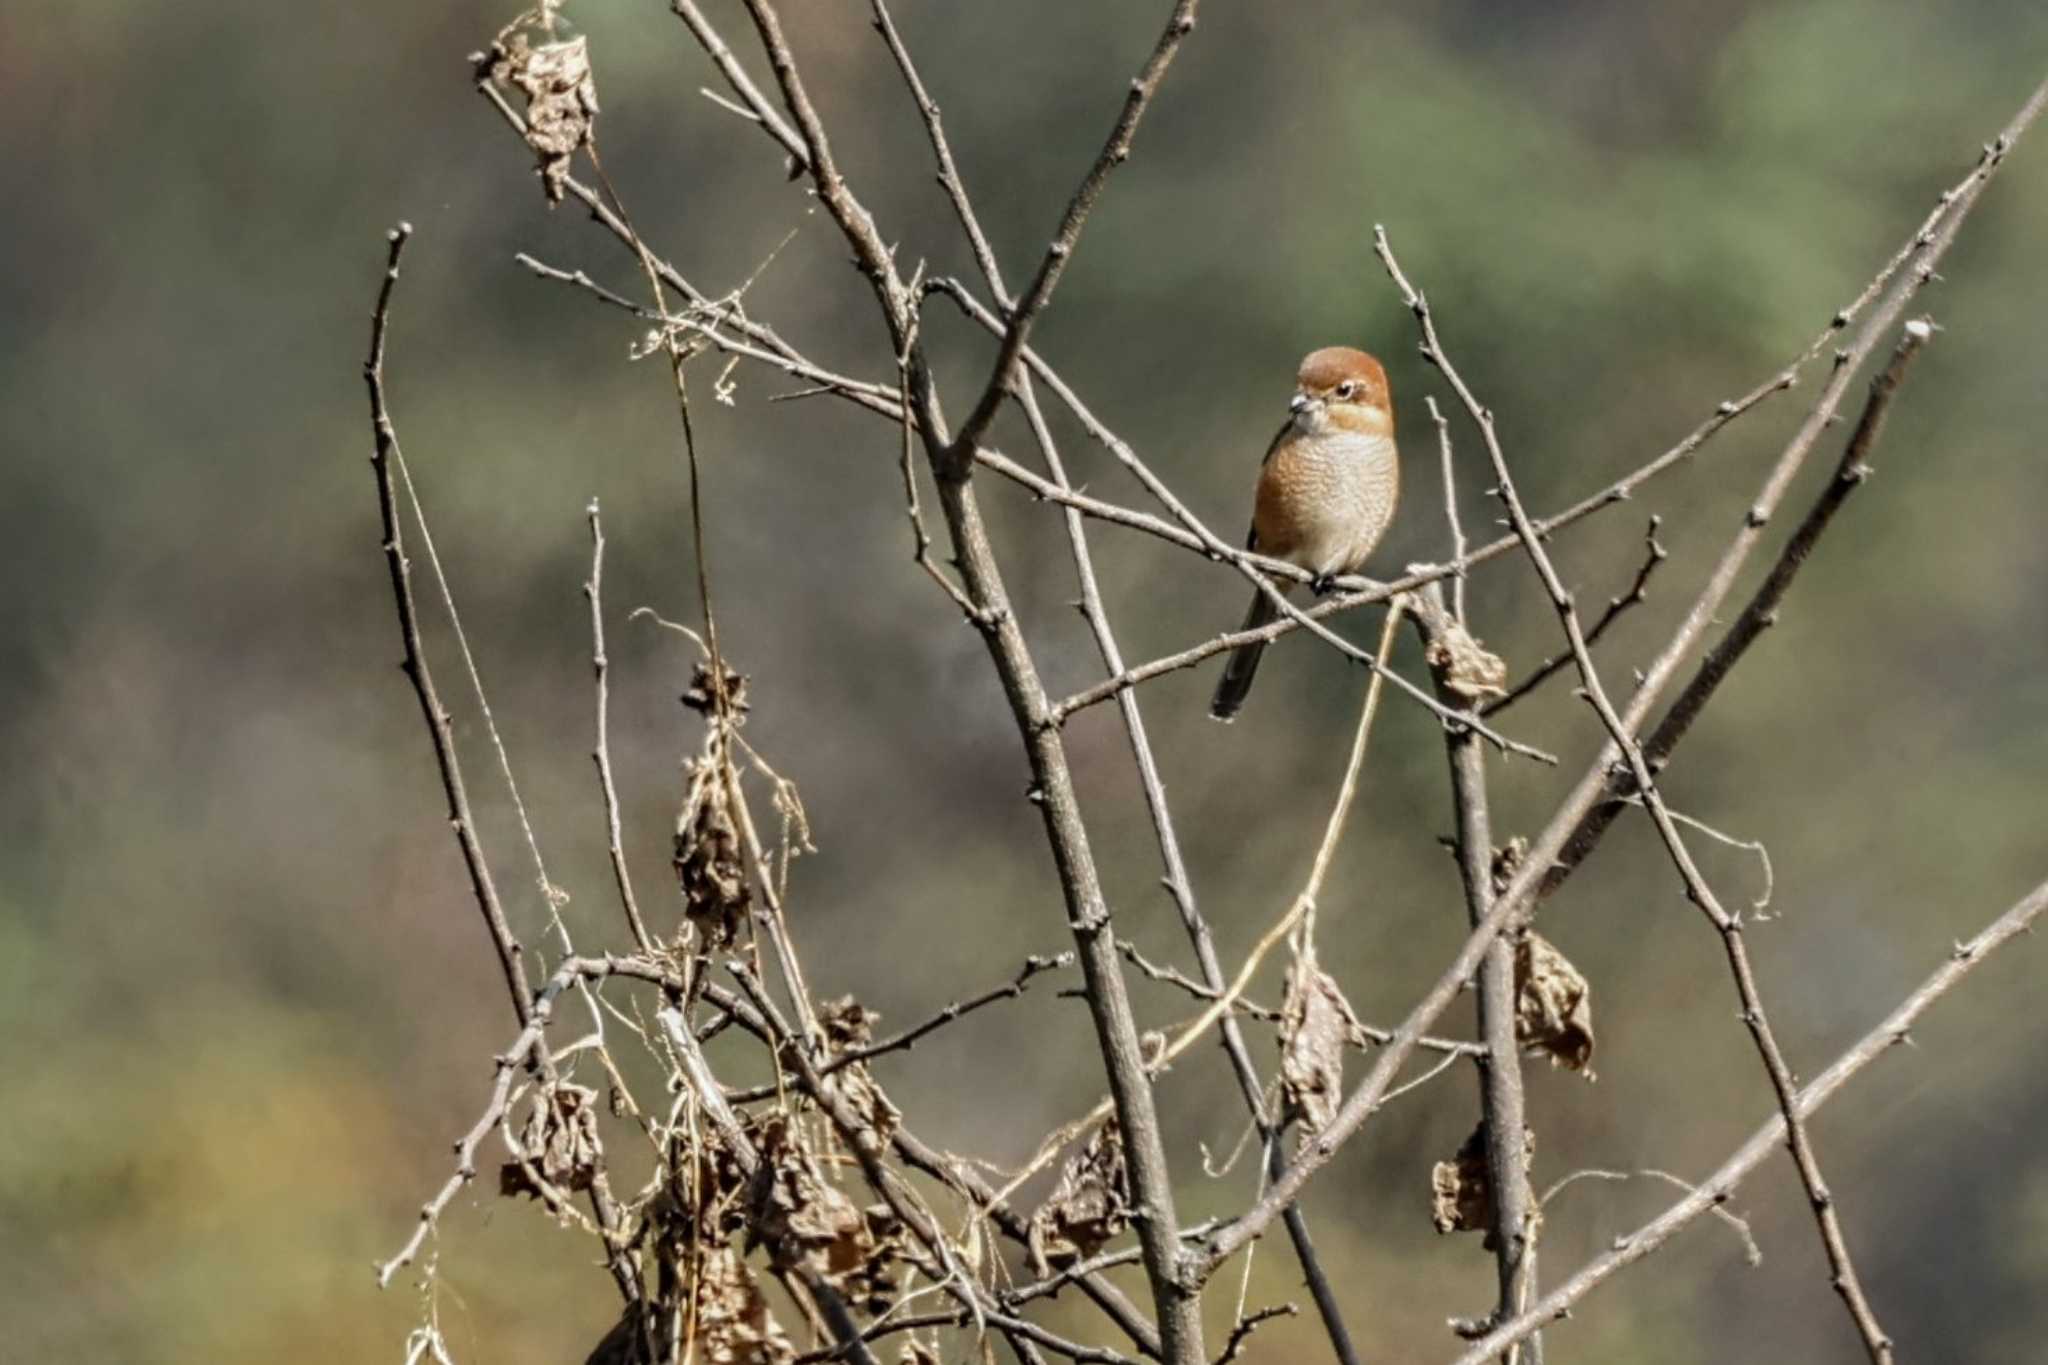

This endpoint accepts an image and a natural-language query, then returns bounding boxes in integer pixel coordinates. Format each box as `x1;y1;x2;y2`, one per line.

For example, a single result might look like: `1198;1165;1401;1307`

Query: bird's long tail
1210;588;1282;721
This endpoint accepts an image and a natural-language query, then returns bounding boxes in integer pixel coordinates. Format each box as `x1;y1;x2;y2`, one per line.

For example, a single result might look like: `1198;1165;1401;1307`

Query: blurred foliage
5;1;2047;1361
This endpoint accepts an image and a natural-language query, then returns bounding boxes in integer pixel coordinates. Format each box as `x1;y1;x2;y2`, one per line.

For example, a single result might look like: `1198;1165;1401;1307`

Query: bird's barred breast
1254;431;1399;576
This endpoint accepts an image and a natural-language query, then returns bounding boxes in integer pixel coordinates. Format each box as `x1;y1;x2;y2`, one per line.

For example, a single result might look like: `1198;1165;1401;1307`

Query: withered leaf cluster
675;757;751;948
694;1245;797;1365
811;996;903;1148
1515;932;1596;1076
1430;1120;1535;1251
501;1081;601;1201
747;1115;905;1313
1029;1119;1131;1275
485;31;598;205
1278;957;1365;1135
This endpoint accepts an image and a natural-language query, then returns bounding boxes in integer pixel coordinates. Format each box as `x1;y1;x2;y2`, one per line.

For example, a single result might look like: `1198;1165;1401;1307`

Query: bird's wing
1245;419;1292;551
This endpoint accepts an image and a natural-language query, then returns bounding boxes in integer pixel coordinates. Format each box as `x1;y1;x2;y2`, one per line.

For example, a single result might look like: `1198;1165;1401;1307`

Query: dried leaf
1278;958;1361;1135
488;33;599;205
750;1116;903;1312
501;1082;602;1200
1430;1121;1533;1250
1424;620;1508;701
1515;933;1596;1077
808;996;902;1148
675;757;751;949
697;1245;796;1365
1028;1120;1130;1274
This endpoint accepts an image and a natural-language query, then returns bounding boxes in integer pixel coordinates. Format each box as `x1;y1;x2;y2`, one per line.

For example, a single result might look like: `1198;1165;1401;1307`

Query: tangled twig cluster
360;7;2048;1364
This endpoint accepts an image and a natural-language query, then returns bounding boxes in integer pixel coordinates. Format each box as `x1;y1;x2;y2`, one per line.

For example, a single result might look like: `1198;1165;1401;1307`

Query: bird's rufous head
1289;346;1392;437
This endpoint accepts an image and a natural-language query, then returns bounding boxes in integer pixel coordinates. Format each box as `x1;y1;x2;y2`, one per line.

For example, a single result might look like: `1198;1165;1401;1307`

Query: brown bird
1209;346;1400;720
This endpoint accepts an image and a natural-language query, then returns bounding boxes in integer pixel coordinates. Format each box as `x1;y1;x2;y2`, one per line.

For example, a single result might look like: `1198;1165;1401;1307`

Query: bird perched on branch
1210;346;1400;720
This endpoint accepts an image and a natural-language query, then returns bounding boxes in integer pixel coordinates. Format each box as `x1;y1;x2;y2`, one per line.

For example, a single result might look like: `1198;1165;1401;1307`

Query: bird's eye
1335;380;1358;400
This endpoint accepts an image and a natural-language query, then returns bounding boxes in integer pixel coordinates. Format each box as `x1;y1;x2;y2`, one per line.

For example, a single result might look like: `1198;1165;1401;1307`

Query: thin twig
669;0;811;172
1543;320;1936;897
942;0;1201;466
1538;1168;1760;1267
587;500;654;954
363;223;533;1027
1483;517;1666;716
723;953;1075;1104
653;1005;884;1365
989;601;1409;1220
1213;1304;1296;1365
375;954;686;1286
1428;396;1469;625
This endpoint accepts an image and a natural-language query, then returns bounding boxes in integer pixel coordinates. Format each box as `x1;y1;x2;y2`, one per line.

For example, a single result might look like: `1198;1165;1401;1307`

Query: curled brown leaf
1516;932;1596;1077
675;755;751;948
751;1115;903;1312
486;31;598;205
1028;1119;1130;1274
696;1245;796;1365
1430;1120;1534;1251
1279;957;1363;1136
501;1081;603;1201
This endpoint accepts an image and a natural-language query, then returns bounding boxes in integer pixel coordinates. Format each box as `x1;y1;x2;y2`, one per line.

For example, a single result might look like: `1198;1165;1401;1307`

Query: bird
1209;346;1400;721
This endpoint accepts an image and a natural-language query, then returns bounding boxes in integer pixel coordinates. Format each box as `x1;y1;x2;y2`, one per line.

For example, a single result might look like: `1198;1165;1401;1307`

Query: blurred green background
7;1;2047;1360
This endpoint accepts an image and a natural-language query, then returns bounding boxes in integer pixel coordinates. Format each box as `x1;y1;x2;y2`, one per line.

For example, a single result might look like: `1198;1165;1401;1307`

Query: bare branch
1427;396;1471;625
362;222;535;1028
586;500;654;955
669;0;811;172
